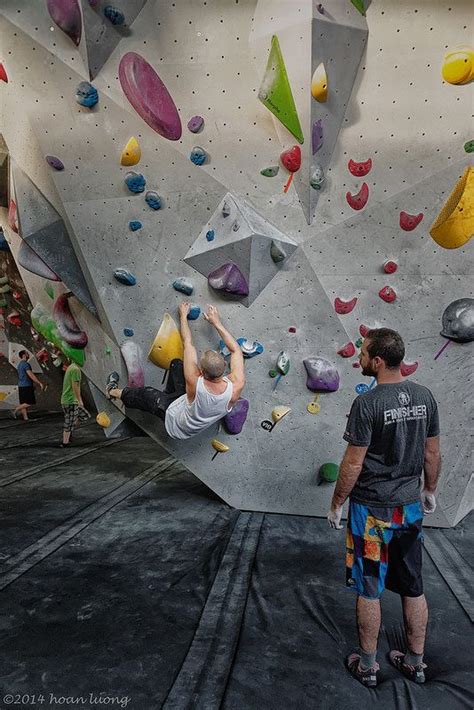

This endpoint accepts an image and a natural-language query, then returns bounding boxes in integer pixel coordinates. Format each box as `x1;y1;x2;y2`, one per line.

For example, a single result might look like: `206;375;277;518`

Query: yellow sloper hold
442;46;474;85
148;313;184;369
311;62;328;102
211;439;230;454
429;166;474;249
120;137;141;166
272;405;291;423
96;411;111;428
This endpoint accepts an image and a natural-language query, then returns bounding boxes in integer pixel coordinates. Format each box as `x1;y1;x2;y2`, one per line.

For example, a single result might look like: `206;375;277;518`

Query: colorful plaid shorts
346;500;424;600
62;404;90;432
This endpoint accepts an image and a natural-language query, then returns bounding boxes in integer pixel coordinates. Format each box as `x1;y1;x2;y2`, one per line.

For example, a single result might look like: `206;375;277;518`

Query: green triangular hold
350;0;365;15
258;35;304;145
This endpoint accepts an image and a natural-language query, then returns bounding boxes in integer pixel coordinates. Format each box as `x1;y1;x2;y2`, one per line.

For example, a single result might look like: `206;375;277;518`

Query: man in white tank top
105;303;245;440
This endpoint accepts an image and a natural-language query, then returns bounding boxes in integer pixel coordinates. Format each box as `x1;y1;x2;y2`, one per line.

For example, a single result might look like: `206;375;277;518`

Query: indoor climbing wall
0;0;472;526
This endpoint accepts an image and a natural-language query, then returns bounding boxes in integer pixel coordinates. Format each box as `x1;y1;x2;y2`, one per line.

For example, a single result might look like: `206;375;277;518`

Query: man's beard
361;363;376;377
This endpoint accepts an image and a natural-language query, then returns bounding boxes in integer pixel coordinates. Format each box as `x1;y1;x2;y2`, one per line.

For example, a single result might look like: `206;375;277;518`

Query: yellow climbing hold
120;137;141;166
429;166;474;249
311;63;328;102
148;313;184;369
272;405;291;423
96;411;111;428
211;439;230;454
442;46;474;85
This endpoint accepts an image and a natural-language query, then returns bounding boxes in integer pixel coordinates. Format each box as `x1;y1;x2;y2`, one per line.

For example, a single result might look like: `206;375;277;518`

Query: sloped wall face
0;0;472;526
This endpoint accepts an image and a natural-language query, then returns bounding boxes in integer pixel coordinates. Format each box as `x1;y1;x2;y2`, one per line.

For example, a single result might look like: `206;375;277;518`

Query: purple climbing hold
312;119;323;155
303;357;340;392
208;263;249;297
119;52;182;141
46;155;65;171
47;0;82;47
223;397;249;435
187;115;204;133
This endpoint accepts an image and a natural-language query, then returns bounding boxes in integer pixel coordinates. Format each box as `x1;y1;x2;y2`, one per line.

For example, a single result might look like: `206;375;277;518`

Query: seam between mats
1;420;97;450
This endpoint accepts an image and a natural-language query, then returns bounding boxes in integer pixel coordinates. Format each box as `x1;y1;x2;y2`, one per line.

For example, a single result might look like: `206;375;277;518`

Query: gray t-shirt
344;381;440;506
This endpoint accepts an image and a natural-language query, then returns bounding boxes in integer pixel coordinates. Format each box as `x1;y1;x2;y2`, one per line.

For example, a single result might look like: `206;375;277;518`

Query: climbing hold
275;351;290;376
311;63;328;102
121;340;145;388
238;338;264;359
304;357;340;392
270;240;287;263
272;405;291;423
337;342;356;358
319;462;339;483
148;313;184;369
355;383;369;394
310;165;325;190
0;283;11;294
206;229;215;242
105;345;111;355
47;0;82;46
350;0;366;15
119;52;182;140
355;337;363;348
7;311;21;327
352;362;360;368
316;3;324;13
145;191;162;210
464;140;474;153
289;327;296;333
190;146;207;166
120;137;141;166
208;263;249;297
400;211;423;231
129;220;142;231
123;328;134;337
334;296;357;314
75;81;98;108
348;158;372;177
359;324;370;337
211;438;230;460
441;46;474;85
8;200;18;233
0;229;9;252
124;171;146;193
187;305;201;320
222;201;231;218
258;35;304;144
261;166;280;177
280;145;301;173
429;166;474;249
379;285;397;303
53;293;88;349
440;298;474;343
96;411;111;428
0;63;8;83
172;277;194;296
45;282;55;299
306;393;321;415
400;361;419;377
312;119;323;155
223;397;249;435
232;221;240;232
31;304;85;365
103;6;125;25
31;327;40;341
187;115;204;133
383;260;398;274
46;155;65;171
113;268;136;286
346;182;369;210
36;348;49;364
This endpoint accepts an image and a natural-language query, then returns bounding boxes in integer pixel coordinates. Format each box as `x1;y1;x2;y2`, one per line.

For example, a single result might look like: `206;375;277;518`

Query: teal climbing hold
187;305;201;320
129;220;142;231
261;166;280;177
319;462;339;483
125;172;146;193
173;277;193;296
464;140;474;153
206;229;215;242
123;328;134;337
114;268;136;285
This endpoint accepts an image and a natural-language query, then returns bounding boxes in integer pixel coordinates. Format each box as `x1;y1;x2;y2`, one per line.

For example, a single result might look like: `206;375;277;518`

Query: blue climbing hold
145;191;162;210
190;146;207;166
129;220;142;231
104;5;125;25
187;305;201;320
206;229;215;242
355;383;369;394
113;268;136;286
219;337;263;359
0;228;9;252
125;172;146;193
173;277;194;296
75;81;99;108
123;327;134;337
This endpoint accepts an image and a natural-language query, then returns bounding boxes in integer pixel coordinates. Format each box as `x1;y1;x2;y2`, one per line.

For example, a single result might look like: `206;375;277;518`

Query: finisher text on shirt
384;404;427;425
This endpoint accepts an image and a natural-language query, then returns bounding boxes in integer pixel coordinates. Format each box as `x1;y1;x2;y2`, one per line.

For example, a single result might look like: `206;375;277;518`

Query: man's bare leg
402;595;428;659
14;403;30;421
356;596;381;667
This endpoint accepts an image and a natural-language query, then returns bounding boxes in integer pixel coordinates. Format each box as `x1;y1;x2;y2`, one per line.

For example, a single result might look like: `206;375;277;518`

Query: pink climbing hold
119;52;182;141
0;62;8;83
399;211;424;231
400;360;419;377
53;293;88;348
383;260;398;274
348;158;372;177
337;342;356;358
352;361;361;368
359;324;370;337
346;182;369;211
288;326;297;333
379;285;397;303
46;0;82;47
334;296;357;314
8;200;18;233
36;348;49;364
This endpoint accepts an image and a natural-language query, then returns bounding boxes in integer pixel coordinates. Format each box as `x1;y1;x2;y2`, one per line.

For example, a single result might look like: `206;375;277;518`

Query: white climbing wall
0;0;472;526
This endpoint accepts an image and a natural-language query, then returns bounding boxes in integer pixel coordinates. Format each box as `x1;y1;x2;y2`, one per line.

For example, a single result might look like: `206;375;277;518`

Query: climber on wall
326;328;441;689
106;303;245;440
12;350;45;421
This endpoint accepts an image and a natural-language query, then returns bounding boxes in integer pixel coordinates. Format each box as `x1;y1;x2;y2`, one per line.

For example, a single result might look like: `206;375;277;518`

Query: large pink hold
53;293;88;349
47;0;82;47
120;341;145;388
119;52;182;141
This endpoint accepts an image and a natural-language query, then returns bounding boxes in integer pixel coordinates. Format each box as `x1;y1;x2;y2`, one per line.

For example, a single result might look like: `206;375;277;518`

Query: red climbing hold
7;310;21;326
348;158;372;177
352;361;361;368
0;63;8;83
399;211;423;231
334;296;357;314
288;327;297;333
337;342;356;358
400;360;418;377
12;290;22;300
36;348;49;364
280;145;301;173
379;285;397;303
346;182;369;210
359;324;370;337
7;200;18;233
383;260;398;274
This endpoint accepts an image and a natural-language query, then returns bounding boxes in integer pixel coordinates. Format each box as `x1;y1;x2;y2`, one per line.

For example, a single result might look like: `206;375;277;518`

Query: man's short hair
18;350;29;359
365;328;405;368
200;350;226;380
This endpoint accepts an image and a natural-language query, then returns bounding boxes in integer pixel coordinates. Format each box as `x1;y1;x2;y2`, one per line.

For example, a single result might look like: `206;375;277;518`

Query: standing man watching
60;357;90;447
13;350;44;420
327;328;441;688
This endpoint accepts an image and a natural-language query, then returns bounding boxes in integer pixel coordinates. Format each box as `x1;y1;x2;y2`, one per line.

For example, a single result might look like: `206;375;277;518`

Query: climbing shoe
346;652;379;688
106;371;120;399
388;651;426;684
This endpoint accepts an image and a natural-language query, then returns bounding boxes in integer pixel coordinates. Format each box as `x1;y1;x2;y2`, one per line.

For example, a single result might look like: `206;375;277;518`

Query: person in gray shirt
327;328;441;688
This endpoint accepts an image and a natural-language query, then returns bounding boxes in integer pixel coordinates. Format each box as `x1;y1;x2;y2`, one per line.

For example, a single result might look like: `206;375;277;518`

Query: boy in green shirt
60;359;90;447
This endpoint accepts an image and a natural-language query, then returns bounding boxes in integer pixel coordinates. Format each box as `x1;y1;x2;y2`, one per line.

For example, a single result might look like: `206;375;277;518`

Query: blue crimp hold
206;229;215;242
129;220;142;231
75;81;99;108
173;278;194;296
104;6;125;25
187;305;201;320
125;172;146;193
190;146;207;166
113;268;136;286
219;337;264;359
145;191;162;210
123;328;134;337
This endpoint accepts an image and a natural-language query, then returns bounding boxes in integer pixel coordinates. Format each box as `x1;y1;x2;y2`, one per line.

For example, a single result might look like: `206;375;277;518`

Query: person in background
12;350;44;421
60;357;90;447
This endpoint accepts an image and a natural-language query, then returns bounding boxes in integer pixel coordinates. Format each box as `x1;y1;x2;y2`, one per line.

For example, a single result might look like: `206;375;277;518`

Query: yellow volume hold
120;136;141;166
272;405;291;423
211;439;230;454
148;313;184;370
311;63;328;102
441;46;474;85
429;166;474;249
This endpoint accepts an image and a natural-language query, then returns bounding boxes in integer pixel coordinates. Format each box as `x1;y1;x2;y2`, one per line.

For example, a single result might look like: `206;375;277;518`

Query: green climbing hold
319;462;339;483
350;0;365;15
44;282;55;299
261;166;280;177
105;345;111;355
464;140;474;153
355;337;363;348
0;298;7;308
258;35;304;145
